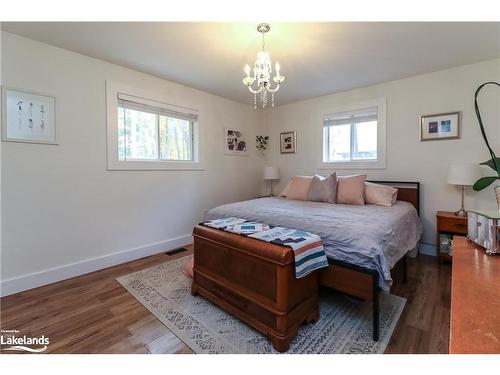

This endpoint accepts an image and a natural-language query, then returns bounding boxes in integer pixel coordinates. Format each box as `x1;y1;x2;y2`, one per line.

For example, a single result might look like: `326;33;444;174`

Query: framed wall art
420;111;460;141
2;87;57;145
280;131;296;154
223;128;248;155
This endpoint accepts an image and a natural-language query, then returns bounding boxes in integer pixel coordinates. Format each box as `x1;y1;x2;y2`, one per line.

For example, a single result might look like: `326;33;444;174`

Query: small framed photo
2;87;57;145
280;131;296;154
420;111;460;141
223;128;248;156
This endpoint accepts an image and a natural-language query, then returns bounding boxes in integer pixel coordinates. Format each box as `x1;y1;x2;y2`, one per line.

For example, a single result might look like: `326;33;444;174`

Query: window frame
106;81;203;171
319;97;386;170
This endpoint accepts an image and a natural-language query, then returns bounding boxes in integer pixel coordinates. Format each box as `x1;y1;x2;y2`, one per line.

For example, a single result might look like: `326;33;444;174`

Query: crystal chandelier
242;23;285;109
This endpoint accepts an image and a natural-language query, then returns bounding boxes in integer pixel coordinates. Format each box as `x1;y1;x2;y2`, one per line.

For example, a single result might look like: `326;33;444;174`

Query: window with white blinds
323;107;378;163
117;93;197;162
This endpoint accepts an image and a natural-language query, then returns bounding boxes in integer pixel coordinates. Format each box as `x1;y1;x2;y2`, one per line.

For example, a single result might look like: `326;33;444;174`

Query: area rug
117;255;406;354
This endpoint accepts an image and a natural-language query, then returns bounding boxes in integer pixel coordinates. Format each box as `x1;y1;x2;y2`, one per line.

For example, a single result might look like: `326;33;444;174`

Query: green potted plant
472;81;500;212
256;135;269;154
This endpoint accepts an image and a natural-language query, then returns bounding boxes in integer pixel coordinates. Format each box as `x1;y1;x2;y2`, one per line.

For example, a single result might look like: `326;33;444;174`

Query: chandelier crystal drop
242;23;285;109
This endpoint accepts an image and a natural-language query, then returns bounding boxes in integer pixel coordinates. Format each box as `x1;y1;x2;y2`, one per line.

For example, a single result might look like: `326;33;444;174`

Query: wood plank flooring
0;246;451;354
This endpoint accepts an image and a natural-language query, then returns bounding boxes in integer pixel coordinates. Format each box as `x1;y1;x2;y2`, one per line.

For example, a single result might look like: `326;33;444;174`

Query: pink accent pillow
182;258;194;278
280;180;293;197
286;176;313;201
336;174;367;205
365;182;398;207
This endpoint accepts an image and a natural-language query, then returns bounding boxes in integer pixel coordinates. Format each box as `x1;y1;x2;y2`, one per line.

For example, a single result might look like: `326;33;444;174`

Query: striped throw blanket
203;218;328;279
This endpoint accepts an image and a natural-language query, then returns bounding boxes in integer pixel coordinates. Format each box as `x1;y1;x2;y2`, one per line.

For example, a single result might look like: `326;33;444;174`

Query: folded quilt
203;217;247;229
225;222;271;235
202;218;328;279
249;227;328;278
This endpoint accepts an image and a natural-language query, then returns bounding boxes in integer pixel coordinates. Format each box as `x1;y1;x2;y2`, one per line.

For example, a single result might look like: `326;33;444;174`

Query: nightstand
436;211;468;263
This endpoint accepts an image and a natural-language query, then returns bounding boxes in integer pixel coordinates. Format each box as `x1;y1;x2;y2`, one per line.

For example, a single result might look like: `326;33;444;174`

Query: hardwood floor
385;255;451;353
0;247;451;354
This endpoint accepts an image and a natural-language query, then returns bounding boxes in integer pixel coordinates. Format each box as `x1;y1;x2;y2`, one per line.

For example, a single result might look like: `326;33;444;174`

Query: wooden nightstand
436;211;468;263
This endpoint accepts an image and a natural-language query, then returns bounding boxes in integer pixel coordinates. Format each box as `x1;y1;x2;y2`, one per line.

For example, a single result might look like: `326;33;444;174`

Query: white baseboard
419;242;436;256
0;234;193;297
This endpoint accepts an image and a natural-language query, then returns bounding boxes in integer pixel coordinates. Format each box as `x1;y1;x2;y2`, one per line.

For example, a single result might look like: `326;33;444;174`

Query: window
118;94;195;162
323;108;378;162
106;81;201;170
321;98;386;169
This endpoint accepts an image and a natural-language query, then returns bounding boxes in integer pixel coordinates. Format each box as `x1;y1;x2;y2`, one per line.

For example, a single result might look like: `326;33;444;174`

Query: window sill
107;160;205;171
318;160;386;170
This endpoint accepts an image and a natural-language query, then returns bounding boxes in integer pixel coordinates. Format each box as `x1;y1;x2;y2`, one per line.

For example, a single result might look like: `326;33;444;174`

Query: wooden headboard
368;181;420;215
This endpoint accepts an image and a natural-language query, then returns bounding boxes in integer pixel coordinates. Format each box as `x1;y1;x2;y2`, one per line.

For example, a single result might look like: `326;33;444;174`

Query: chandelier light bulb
244;64;250;76
275;62;280;74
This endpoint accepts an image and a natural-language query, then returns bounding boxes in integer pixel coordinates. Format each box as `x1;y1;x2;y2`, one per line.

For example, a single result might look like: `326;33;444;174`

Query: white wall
264;58;500;254
1;32;265;295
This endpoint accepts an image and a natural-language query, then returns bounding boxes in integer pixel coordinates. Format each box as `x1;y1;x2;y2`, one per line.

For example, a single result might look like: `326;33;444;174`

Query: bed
205;181;423;340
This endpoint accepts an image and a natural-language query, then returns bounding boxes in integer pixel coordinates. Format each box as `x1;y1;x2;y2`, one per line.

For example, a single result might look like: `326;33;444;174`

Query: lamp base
454;209;467;217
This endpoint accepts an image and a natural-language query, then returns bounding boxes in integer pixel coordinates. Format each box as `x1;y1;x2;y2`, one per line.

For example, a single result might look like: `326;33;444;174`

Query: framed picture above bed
420;111;460;141
280;131;296;153
223;128;248;156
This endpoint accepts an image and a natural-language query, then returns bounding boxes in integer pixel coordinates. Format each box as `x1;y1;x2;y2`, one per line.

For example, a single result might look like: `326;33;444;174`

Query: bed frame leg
373;274;379;342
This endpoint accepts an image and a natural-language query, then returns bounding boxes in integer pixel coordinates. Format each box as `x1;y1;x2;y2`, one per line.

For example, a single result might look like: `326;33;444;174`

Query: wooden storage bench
191;224;319;352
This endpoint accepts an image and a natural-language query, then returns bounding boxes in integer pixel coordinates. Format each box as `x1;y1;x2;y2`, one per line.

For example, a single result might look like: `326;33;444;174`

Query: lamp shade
446;163;482;186
264;166;280;180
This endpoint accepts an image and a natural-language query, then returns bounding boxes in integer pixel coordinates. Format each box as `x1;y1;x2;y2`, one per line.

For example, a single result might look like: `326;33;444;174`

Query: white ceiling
2;22;500;105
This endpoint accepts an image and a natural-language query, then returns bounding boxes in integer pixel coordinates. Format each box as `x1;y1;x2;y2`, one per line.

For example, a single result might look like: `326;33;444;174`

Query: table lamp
446;163;482;216
264;166;280;196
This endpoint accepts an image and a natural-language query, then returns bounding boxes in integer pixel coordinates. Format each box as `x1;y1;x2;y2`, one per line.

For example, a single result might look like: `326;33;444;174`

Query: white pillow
364;182;398;207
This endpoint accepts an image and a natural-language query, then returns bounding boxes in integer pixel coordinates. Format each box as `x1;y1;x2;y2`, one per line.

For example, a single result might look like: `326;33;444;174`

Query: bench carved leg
191;283;199;297
271;337;290;353
305;305;319;324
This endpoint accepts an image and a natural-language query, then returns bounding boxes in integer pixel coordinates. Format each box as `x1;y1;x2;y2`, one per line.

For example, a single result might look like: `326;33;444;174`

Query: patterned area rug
117;255;406;354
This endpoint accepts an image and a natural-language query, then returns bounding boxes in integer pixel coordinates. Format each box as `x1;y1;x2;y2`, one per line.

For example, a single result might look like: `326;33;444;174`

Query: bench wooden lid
193;225;295;265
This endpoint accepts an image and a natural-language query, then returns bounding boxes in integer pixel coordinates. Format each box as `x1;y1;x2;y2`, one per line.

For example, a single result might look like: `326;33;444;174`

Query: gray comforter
206;197;422;291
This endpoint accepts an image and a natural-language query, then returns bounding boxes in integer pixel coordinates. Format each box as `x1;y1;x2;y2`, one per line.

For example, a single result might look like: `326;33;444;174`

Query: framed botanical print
280;131;296;154
223;127;248;155
420;111;460;141
2;87;57;145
